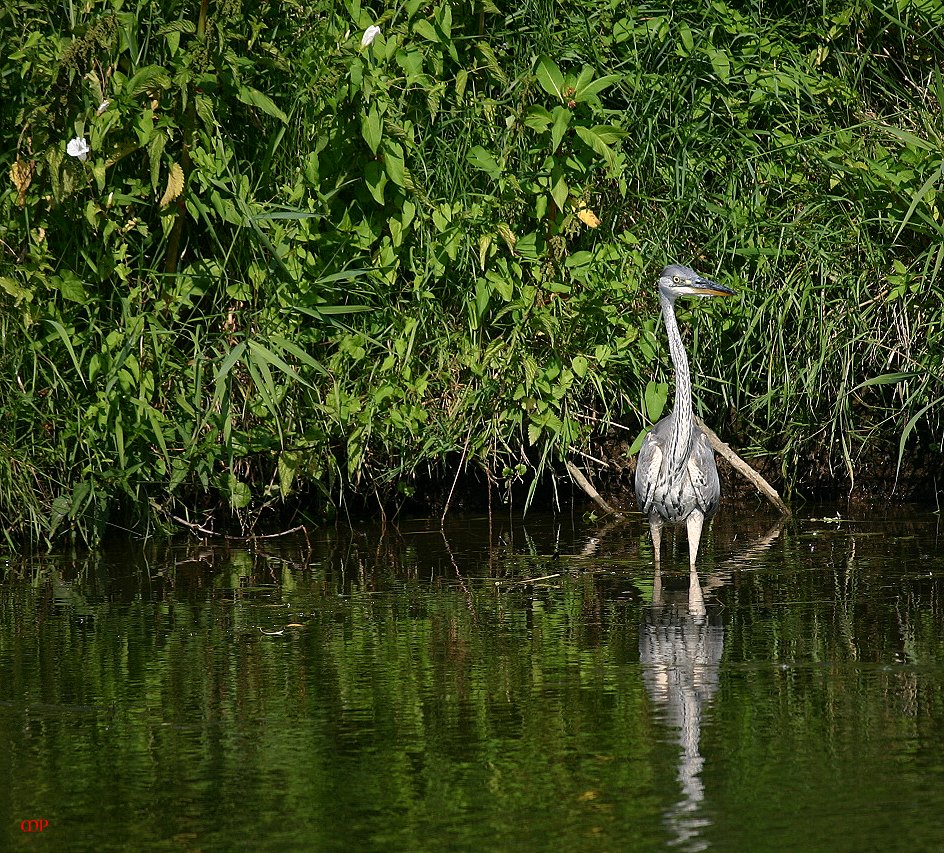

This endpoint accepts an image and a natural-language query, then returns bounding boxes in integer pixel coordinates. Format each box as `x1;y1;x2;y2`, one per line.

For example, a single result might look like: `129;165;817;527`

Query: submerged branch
695;417;791;517
565;460;624;517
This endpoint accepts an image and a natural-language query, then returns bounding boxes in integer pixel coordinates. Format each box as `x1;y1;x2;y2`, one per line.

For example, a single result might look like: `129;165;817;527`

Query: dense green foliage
2;0;944;544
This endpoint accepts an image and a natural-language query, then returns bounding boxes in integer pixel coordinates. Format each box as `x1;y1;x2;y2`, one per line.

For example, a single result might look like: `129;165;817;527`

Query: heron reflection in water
640;565;724;851
635;518;786;851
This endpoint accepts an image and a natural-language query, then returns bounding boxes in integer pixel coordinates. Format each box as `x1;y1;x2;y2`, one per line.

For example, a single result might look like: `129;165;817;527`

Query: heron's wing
688;429;721;517
634;425;665;514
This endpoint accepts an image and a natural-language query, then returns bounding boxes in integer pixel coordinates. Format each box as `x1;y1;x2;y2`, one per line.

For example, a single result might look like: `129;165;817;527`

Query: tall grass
1;0;943;546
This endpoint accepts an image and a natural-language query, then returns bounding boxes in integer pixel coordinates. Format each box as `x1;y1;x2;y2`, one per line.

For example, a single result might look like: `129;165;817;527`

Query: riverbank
2;1;943;547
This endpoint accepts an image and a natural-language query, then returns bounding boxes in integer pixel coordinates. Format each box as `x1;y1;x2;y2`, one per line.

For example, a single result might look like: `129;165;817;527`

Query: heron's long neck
660;291;694;466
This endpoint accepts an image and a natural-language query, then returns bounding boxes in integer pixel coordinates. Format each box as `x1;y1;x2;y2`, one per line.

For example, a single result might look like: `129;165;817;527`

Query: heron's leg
688;567;706;618
649;516;664;570
686;509;705;573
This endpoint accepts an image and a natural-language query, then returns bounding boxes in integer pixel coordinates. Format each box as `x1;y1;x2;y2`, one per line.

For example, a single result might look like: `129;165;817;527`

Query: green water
2;507;944;851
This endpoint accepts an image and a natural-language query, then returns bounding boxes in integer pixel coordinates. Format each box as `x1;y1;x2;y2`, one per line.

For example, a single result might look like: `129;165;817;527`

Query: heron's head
657;264;735;300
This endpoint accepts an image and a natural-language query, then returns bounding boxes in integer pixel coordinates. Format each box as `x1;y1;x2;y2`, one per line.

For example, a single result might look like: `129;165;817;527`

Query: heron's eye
672;275;680;283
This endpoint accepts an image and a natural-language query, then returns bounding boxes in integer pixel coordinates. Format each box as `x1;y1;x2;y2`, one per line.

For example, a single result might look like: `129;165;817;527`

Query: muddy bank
120;434;941;545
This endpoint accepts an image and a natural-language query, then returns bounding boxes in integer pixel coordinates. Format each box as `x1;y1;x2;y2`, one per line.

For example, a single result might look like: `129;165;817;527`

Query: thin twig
441;427;472;526
170;515;309;540
497;572;563;586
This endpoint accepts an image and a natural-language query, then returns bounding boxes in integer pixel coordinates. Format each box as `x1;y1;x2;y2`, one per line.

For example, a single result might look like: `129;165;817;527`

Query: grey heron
634;264;735;571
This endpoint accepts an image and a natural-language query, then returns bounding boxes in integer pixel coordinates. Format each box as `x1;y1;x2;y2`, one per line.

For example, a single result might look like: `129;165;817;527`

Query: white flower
66;137;90;162
95;99;110;116
361;25;381;47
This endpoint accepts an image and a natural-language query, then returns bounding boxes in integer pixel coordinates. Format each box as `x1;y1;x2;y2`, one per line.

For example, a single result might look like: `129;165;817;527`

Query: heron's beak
690;277;735;297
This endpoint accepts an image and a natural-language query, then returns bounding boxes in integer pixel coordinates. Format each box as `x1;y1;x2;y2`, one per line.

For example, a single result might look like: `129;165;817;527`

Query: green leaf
895;395;944;488
126;64;171;96
550;106;571;152
573;73;622;102
587;125;627;145
881;125;935;152
644;381;668;422
278;451;300;497
48;493;72;536
92;162;106;192
45;319;87;386
226;279;252;301
893;160;944;240
550;173;569;210
248;339;310;387
383;143;409;188
482;267;508;301
0;276;32;302
571;355;589;378
50;271;89;304
397;49;424;77
853;372;918;391
535;56;564;99
295;303;372;317
515;232;545;261
574;66;594;95
627;427;649;456
195;93;217;129
574;125;624;170
475;41;507;85
307;268;372;286
148;130;166;192
226;474;252;509
145;403;170;467
364;160;386;204
269;335;328;376
237;86;288;123
523;105;553;133
214;341;247;393
158;20;196;35
401;200;416;229
413;19;438;42
362;105;383;155
245;353;281;423
474;278;490;323
707;48;730;82
467;145;502;180
437;1;452;38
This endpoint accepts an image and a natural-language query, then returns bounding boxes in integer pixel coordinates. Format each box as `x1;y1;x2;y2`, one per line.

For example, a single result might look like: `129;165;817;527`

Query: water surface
2;506;944;851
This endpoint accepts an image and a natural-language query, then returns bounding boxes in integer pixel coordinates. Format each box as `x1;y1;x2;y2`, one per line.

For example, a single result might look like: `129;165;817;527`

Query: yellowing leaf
496;222;517;251
159;161;184;207
10;158;33;206
576;203;601;228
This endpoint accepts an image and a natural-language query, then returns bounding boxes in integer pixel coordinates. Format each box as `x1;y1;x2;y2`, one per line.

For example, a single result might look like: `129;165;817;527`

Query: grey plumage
634;264;735;571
